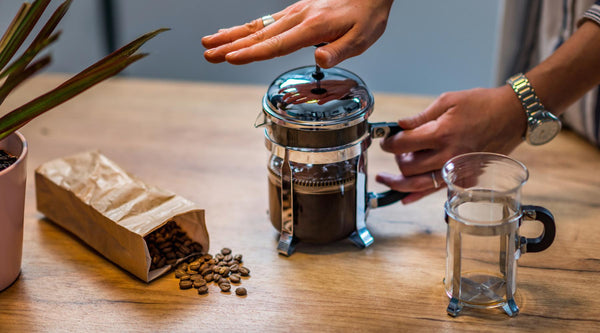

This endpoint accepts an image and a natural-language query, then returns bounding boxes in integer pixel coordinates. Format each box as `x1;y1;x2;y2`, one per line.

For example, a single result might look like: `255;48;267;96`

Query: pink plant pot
0;132;27;292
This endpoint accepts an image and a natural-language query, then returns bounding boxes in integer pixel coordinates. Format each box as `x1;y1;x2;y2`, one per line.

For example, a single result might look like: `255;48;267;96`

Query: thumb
397;93;455;130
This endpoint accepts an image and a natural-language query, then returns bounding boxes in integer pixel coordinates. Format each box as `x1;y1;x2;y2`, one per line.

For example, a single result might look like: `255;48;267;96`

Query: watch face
529;117;561;145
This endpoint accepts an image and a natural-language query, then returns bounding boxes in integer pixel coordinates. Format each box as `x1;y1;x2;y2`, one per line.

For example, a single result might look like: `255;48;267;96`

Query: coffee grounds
0;150;18;171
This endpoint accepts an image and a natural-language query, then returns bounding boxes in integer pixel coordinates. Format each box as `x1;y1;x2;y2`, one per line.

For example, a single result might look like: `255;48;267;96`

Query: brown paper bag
35;150;209;282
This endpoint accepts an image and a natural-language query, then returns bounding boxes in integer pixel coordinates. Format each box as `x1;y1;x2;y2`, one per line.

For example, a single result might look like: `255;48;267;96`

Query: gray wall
0;0;504;95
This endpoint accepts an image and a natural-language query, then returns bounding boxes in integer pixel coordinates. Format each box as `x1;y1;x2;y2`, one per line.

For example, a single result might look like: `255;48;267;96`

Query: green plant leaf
0;55;51;105
0;31;60;80
60;28;170;86
0;0;51;71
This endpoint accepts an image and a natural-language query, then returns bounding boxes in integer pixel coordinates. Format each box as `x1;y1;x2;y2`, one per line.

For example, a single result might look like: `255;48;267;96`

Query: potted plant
0;0;167;291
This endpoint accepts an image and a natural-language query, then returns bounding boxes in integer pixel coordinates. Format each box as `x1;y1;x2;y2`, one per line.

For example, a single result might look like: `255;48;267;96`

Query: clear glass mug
442;152;556;317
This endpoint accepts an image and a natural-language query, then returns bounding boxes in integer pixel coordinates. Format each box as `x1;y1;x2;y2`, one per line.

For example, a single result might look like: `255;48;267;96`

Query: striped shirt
501;0;600;147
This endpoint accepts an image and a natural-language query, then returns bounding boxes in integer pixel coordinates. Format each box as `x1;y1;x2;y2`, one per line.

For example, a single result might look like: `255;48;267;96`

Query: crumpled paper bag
35;150;209;282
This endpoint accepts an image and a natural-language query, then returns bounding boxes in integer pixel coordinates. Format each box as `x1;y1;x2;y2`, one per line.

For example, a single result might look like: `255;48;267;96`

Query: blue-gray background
0;0;518;96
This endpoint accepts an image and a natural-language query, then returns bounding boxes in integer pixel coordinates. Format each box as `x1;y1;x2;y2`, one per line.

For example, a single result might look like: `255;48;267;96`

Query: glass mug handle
521;205;556;253
368;122;409;207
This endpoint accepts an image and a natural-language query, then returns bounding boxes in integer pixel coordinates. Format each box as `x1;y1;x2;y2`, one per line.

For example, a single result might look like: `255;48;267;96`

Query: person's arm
201;0;394;68
526;20;600;114
377;20;600;204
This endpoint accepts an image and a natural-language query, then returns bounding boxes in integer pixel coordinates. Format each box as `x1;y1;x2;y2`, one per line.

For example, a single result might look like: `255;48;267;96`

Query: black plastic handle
522;205;556;253
387;123;403;136
369;190;410;208
367;122;408;208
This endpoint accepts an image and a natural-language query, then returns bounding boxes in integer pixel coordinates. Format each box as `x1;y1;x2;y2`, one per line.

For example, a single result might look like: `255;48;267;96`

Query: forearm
525;20;600;115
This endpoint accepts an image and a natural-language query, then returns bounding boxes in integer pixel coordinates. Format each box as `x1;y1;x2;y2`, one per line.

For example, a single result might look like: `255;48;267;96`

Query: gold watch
507;73;561;145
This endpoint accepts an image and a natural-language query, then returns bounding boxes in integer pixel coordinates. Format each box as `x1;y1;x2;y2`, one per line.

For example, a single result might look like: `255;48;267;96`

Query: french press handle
521;205;556;253
368;122;409;207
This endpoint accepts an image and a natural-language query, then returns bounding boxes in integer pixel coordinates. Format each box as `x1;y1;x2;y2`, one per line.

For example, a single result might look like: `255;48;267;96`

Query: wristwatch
507;73;561;145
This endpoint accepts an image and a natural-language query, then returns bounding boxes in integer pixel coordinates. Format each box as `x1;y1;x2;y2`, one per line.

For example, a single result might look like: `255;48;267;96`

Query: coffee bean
174;270;186;278
229;264;239;273
213;273;222;281
219;283;231;292
235;287;247;296
197;285;209;295
218;277;229;285
180;274;191;281
218;266;230;276
238;266;250;276
204;273;214;282
233;254;243;262
179;280;193;290
229;274;241;284
200;268;213;276
193;280;207;288
223;254;233;262
179;263;189;271
157;257;166;268
221;248;232;255
189;262;201;271
190;274;203;281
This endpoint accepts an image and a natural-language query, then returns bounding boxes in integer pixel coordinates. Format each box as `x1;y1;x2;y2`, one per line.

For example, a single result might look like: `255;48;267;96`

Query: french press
256;65;407;256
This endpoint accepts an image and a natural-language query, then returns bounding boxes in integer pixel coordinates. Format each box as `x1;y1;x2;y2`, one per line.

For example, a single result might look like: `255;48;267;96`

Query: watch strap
506;73;546;116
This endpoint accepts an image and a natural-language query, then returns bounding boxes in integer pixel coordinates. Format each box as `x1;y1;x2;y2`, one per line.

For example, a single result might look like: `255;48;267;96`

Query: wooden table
1;74;599;331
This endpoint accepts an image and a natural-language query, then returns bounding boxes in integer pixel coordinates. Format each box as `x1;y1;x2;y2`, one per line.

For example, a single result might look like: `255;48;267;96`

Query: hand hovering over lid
201;0;394;68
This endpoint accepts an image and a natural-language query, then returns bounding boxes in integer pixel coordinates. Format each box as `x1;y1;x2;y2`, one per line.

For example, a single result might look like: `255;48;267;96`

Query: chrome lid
263;66;373;129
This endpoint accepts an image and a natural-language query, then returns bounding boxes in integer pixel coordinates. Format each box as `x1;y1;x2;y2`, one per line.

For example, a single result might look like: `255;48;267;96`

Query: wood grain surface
0;74;599;332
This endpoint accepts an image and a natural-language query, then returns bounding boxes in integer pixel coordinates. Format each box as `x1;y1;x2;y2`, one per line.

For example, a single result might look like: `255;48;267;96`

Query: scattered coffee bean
193;280;207;288
179;280;193;290
174;269;186;278
238;266;250;276
197;285;209;295
189;262;201;271
172;247;250;297
219;283;231;292
229;274;241;284
190;274;203;281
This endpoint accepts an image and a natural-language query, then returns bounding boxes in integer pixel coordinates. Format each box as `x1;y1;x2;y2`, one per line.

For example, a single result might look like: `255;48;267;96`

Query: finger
314;28;368;68
204;13;296;63
395;149;444;177
202;12;286;49
202;19;263;50
397;92;456;130
380;120;439;154
224;21;325;65
375;171;442;193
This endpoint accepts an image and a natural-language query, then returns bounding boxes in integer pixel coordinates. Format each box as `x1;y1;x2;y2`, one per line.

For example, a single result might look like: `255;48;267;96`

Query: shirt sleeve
578;1;600;26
